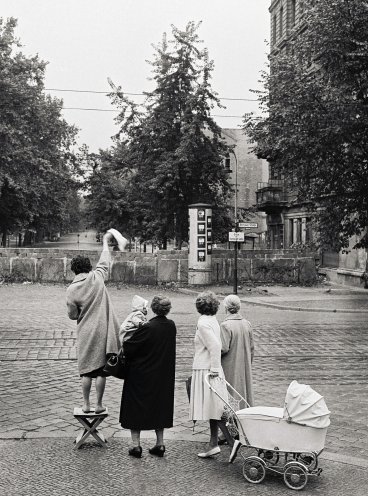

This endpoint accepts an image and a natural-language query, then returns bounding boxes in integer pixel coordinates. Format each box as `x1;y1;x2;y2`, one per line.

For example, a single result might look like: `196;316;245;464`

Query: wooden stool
73;407;109;449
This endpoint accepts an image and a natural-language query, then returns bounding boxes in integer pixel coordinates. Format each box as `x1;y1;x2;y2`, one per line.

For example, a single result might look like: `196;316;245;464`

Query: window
273;14;277;44
279;7;284;37
290;0;296;26
224;155;231;173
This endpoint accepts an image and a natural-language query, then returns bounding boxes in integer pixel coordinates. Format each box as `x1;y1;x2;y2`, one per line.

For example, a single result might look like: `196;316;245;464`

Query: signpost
228;232;245;242
238;222;258;229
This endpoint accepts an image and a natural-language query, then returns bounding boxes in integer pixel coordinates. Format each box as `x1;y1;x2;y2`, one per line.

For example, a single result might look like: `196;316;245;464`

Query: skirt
189;369;227;421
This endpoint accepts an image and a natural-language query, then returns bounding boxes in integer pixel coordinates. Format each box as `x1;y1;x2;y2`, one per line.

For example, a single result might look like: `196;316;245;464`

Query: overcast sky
2;0;270;152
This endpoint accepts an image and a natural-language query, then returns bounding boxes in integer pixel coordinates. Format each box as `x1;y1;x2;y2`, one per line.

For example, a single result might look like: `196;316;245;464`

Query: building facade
222;128;268;248
256;0;313;250
260;0;367;286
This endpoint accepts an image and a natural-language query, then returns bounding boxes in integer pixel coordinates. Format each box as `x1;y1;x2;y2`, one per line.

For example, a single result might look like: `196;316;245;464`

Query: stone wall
0;248;317;285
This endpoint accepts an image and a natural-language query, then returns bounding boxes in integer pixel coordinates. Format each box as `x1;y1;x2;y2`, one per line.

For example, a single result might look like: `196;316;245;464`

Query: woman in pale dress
189;291;229;458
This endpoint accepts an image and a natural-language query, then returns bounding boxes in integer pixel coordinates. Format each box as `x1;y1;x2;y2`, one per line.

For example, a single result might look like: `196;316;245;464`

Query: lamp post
231;150;238;295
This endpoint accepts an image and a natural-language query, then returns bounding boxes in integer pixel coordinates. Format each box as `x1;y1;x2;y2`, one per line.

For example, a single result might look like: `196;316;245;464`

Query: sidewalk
179;283;368;313
1;284;368;495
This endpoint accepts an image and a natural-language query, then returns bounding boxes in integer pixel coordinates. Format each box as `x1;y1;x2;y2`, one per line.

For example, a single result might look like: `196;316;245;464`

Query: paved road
0;284;367;494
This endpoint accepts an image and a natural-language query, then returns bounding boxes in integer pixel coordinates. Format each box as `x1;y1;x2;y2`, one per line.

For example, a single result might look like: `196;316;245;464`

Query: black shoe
129;446;142;458
149;445;165;457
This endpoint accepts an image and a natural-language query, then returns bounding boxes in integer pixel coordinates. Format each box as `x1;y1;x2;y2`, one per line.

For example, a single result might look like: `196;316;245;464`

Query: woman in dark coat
119;295;176;458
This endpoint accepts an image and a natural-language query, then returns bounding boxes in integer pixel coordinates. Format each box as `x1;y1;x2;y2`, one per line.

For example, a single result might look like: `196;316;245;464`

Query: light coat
192;314;221;373
66;251;120;375
220;313;254;407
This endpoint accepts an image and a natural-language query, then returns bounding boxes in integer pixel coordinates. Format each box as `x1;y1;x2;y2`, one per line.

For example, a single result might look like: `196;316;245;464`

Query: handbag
103;348;127;379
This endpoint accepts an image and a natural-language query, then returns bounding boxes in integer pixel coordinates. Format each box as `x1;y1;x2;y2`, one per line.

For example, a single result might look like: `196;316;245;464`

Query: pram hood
284;380;330;428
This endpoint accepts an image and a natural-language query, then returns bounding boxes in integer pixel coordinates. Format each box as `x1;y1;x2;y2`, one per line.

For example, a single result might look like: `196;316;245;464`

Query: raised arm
95;232;114;280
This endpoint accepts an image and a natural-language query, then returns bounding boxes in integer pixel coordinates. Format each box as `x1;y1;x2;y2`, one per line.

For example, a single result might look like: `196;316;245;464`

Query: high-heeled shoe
128;446;142;458
197;446;221;458
149;445;165;457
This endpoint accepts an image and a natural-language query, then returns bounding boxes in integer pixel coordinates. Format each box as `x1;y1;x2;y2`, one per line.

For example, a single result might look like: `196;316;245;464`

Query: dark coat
119;315;176;430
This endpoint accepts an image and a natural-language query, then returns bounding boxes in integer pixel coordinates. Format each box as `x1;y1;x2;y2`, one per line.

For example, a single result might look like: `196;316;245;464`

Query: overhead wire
45;87;258;102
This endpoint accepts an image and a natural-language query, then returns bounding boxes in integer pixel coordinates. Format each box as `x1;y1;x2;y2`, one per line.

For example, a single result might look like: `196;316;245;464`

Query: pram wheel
242;456;266;484
283;461;308;490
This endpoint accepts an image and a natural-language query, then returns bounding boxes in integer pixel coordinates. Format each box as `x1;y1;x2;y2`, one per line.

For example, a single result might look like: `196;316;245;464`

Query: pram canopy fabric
283;380;330;428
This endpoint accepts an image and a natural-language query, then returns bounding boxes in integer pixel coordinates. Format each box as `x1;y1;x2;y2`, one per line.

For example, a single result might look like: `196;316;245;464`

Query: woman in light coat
189;291;229;458
220;294;254;409
66;232;120;414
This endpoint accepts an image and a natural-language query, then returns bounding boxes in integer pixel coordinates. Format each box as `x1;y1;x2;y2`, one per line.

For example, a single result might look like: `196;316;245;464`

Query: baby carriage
205;375;330;491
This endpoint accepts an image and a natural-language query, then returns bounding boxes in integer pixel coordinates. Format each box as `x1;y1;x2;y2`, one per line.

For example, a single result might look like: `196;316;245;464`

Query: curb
1;433;367;468
178;288;368;314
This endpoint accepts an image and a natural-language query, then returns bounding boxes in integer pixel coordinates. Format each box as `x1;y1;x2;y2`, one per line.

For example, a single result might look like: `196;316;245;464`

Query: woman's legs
129;429;142;458
209;419;219;448
218;419;235;447
197;419;221;457
81;376;92;412
95;376;106;413
155;428;164;446
131;429;141;447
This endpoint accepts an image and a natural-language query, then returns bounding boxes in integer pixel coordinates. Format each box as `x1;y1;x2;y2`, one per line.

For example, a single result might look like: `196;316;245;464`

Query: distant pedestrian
189;291;229;458
66;231;120;414
119;295;148;345
220;294;254;409
119;295;176;458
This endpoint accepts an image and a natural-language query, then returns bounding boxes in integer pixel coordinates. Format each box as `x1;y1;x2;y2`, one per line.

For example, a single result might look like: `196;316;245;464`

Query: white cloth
107;228;128;251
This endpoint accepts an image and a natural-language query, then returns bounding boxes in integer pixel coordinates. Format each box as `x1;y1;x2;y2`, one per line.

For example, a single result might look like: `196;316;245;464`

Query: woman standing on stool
189;291;229;458
66;231;120;414
119;295;176;458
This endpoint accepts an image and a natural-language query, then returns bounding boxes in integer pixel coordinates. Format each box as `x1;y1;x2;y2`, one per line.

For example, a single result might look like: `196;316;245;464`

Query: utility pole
232;150;238;295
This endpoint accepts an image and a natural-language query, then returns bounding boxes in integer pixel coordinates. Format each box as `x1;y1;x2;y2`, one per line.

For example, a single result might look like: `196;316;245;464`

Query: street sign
238;222;258;229
229;232;245;242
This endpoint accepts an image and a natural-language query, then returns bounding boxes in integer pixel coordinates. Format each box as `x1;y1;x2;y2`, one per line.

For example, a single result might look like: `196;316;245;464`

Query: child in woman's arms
119;295;148;345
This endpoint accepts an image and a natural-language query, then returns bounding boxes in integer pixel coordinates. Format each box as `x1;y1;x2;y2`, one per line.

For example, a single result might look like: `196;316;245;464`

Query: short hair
223;294;241;314
195;291;220;316
70;255;92;275
151;295;172;316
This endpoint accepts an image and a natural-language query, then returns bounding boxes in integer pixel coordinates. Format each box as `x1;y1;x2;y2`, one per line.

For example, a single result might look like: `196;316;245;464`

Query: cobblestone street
1;283;368;495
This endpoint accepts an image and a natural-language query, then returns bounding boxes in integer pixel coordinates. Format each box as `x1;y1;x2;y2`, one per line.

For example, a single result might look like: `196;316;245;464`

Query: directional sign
229;232;245;242
238;222;258;229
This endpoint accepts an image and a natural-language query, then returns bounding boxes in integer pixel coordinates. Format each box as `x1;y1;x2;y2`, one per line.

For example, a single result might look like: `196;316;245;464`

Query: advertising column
188;203;212;285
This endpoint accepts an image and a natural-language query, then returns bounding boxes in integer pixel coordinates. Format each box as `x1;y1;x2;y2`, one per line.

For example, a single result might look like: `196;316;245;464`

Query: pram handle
204;373;250;409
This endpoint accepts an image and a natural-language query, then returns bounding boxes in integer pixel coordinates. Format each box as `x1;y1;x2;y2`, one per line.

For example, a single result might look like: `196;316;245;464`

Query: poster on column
197;209;205;221
197;223;205;235
198;250;206;262
198;236;205;248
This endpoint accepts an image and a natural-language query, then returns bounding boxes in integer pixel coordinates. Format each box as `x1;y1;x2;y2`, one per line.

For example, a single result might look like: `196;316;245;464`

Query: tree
104;22;232;248
0;18;79;245
86;145;132;235
244;0;368;251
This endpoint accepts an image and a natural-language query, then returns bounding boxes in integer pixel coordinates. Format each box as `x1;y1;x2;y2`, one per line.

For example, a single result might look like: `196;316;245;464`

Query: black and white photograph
1;0;368;495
